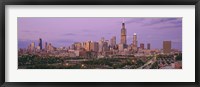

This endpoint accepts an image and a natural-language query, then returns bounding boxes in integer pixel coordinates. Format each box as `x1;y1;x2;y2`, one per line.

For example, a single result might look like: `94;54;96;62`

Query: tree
176;54;182;61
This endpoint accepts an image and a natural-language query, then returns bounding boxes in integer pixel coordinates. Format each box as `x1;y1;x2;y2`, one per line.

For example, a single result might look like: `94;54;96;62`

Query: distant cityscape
18;18;182;69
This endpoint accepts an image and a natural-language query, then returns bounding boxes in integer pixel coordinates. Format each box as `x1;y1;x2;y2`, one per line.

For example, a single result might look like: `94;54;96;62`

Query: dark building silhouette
140;43;144;49
147;43;150;50
38;38;42;50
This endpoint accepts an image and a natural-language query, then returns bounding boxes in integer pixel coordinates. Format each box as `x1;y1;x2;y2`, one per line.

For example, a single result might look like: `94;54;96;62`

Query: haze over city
18;17;182;50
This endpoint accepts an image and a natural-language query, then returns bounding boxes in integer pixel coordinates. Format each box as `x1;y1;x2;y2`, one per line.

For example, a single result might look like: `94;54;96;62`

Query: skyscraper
101;37;105;42
82;42;87;50
120;21;127;45
85;41;91;51
133;33;138;49
140;43;144;49
47;43;54;51
110;36;116;47
38;38;42;50
147;43;150;50
90;41;99;52
163;41;171;54
44;42;48;50
71;44;75;50
103;40;109;51
118;43;125;51
98;40;103;52
30;42;35;51
74;42;82;50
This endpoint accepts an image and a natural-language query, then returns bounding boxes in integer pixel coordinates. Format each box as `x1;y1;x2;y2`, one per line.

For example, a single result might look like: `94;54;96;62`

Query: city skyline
18;17;182;50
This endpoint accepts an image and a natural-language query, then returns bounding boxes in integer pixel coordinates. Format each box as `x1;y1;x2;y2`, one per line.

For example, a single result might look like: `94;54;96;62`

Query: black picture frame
0;0;199;87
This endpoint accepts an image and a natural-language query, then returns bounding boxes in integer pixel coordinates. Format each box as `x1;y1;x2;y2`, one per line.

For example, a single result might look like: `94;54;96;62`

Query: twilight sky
18;17;182;50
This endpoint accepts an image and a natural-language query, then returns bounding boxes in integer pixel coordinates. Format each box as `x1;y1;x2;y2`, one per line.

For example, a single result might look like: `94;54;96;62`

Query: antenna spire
122;18;125;28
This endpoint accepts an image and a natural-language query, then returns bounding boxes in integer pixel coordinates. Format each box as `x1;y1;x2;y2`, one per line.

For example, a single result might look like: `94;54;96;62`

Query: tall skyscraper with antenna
38;38;42;50
120;19;127;45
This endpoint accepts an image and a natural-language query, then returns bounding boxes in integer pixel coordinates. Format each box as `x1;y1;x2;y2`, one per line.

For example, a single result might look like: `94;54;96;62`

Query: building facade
110;36;116;47
90;42;99;52
132;33;138;50
29;42;35;52
147;43;150;50
163;41;171;54
120;22;127;45
38;38;42;50
140;43;144;49
44;42;48;51
85;41;91;51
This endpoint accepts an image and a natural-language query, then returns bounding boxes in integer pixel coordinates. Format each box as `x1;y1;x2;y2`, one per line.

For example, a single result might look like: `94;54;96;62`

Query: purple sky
18;17;182;50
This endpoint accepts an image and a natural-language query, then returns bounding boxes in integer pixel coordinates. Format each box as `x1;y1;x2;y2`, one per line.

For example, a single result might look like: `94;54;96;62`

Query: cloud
81;29;97;32
21;30;31;32
57;39;76;43
156;24;182;30
107;32;112;35
83;34;96;37
21;30;46;34
143;18;180;26
169;19;182;25
124;18;145;24
63;33;76;36
139;18;182;30
121;18;182;30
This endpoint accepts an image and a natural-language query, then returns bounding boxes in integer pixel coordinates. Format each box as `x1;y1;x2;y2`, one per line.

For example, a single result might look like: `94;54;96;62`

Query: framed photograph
0;0;199;87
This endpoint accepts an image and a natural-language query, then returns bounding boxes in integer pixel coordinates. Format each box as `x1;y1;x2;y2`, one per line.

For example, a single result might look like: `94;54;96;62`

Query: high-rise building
132;33;138;49
98;40;103;52
74;42;82;50
44;42;48;50
85;41;92;51
147;43;150;50
47;43;54;51
98;37;106;52
38;38;42;50
71;44;75;50
118;43;125;51
102;41;109;51
82;42;87;50
120;21;127;45
30;42;35;51
101;37;105;42
110;36;116;47
36;46;41;51
90;41;99;52
163;41;171;54
140;43;144;49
